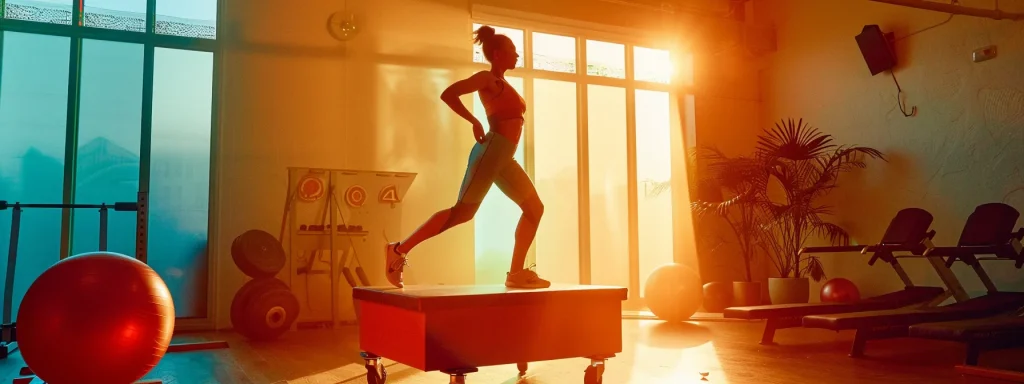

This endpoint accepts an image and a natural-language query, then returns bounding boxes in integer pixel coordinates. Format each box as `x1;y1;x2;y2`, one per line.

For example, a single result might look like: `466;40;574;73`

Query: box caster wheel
442;368;478;384
361;352;387;384
583;359;605;384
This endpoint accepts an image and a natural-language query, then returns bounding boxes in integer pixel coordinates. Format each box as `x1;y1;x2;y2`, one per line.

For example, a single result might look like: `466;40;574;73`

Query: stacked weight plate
230;229;300;341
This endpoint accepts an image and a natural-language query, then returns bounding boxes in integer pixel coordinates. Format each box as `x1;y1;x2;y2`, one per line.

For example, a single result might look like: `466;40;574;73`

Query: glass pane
157;0;218;40
149;48;214;318
472;77;526;284
587;85;628;288
4;0;73;24
533;79;579;284
635;89;674;297
72;39;144;257
634;46;672;84
586;40;625;79
0;32;70;319
532;32;575;73
472;23;525;69
84;0;147;32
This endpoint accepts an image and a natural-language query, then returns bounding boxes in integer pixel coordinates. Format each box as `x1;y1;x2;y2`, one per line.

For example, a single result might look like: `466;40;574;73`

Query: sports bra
481;78;526;124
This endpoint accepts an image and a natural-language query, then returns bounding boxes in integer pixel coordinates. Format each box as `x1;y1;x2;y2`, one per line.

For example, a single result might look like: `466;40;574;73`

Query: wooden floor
2;318;1022;384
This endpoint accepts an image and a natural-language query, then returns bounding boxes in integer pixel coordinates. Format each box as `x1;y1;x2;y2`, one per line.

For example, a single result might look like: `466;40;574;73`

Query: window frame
0;0;222;331
470;8;691;310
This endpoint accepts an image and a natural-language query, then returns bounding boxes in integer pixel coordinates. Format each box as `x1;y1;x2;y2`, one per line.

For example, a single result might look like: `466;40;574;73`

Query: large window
72;39;145;256
5;0;217;38
469;22;690;308
589;84;628;289
533;78;580;285
0;32;71;319
0;0;219;325
149;48;215;318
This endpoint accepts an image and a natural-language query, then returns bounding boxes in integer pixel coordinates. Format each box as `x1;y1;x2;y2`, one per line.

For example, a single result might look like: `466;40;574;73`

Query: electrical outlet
973;45;997;63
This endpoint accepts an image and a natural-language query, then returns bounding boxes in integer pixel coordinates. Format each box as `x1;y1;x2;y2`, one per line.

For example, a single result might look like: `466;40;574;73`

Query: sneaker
505;266;551;289
384;242;408;288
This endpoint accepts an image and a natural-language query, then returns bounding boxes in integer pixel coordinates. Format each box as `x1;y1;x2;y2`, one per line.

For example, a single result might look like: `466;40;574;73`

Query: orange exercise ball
820;277;860;303
644;263;703;322
17;252;175;384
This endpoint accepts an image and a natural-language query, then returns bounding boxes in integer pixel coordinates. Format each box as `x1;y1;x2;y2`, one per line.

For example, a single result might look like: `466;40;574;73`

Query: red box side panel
358;300;427;370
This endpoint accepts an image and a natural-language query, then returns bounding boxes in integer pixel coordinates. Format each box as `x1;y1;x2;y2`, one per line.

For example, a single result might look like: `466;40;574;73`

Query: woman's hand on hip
472;120;486;144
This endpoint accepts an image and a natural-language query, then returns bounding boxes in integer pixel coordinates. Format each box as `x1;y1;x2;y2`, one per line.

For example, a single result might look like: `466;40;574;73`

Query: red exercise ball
702;282;733;313
820;277;860;303
17;252;175;384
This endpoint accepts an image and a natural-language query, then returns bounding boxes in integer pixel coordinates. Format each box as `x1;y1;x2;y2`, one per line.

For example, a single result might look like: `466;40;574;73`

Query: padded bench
909;316;1024;365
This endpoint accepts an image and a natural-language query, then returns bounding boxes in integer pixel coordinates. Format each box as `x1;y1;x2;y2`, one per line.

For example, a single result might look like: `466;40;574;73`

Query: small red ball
820;277;860;303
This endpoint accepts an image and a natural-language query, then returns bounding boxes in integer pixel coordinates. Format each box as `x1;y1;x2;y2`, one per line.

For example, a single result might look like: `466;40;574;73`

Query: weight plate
231;229;287;278
241;287;300;342
231;277;289;337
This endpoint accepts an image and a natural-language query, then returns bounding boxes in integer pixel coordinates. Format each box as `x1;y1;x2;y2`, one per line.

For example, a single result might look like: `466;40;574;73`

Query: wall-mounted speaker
855;25;897;76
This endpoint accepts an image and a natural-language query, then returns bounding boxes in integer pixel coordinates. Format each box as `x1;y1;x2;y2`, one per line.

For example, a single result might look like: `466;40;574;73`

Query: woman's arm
440;71;492;124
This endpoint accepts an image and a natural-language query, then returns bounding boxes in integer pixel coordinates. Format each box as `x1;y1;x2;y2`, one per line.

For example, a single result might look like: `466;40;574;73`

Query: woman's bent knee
446;202;481;228
523;196;544;222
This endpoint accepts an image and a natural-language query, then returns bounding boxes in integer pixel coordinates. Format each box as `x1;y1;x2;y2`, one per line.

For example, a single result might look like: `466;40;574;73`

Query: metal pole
4;205;21;328
98;204;108;252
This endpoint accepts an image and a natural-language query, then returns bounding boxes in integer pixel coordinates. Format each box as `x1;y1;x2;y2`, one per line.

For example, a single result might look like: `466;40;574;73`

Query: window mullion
60;35;83;259
625;43;640;303
576;36;591;285
0;31;4;106
524;28;532;71
523;74;536;268
74;0;83;26
146;0;156;34
138;42;154;264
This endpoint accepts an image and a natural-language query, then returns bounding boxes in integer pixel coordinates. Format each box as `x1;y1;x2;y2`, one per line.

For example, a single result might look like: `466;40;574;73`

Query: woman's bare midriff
489;117;524;146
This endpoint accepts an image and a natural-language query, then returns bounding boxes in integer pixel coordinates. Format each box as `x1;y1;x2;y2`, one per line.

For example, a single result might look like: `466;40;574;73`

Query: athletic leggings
456;129;535;207
396;120;541;261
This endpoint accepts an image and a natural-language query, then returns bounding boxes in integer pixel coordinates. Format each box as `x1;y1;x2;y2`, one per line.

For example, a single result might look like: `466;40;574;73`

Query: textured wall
758;0;1024;300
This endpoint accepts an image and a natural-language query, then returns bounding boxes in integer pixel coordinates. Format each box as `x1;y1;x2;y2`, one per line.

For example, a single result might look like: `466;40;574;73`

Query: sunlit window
156;0;218;39
466;21;689;305
586;40;626;79
4;0;74;24
634;46;672;84
532;32;576;74
5;0;218;39
83;0;148;32
635;89;674;294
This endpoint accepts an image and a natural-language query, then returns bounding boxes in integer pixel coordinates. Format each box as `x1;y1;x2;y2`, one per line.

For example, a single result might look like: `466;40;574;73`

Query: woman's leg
383;132;511;288
494;159;549;289
392;204;476;255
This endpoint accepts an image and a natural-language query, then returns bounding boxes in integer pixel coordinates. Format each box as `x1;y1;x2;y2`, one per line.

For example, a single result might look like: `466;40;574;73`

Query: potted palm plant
753;119;885;304
689;147;769;306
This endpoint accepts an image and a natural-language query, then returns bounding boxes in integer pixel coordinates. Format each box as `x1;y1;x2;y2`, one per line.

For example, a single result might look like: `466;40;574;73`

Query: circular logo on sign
297;176;325;202
345;185;367;207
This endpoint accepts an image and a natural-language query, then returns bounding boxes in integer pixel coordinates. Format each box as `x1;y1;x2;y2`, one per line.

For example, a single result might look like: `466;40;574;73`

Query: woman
383;25;550;289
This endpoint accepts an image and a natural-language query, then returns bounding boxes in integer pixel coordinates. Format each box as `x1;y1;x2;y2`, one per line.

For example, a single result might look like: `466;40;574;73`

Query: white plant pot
768;277;810;304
